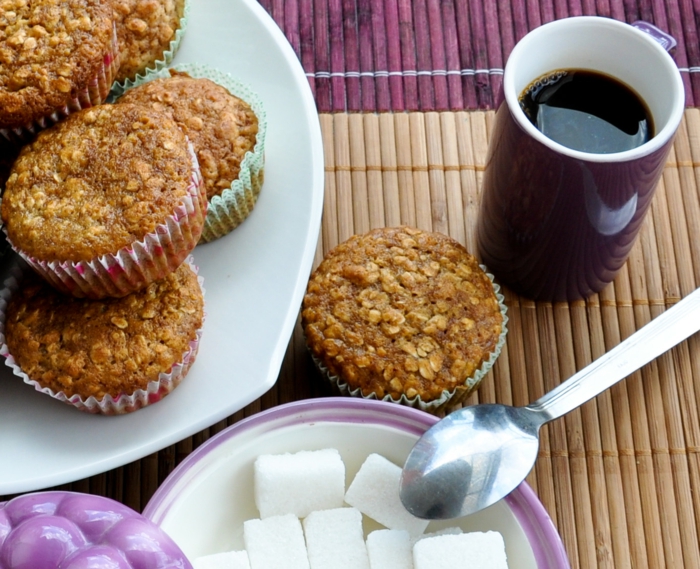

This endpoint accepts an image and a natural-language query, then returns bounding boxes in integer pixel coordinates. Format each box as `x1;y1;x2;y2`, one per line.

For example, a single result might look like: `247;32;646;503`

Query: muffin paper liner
0;24;120;146
113;62;267;243
109;0;190;97
0;257;205;415
308;267;509;417
4;143;207;299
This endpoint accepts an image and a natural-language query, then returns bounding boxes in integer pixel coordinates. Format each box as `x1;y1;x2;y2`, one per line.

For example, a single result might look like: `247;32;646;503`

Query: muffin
109;0;188;86
0;259;204;414
0;0;119;144
117;64;266;242
302;227;507;414
1;103;207;298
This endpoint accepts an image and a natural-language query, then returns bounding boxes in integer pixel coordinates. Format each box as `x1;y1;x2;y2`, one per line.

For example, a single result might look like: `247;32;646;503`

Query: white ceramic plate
143;398;570;569
0;0;324;494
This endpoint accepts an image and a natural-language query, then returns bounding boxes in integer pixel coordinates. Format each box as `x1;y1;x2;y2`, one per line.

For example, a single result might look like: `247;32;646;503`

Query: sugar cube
366;529;412;569
303;507;370;569
243;514;310;569
254;448;345;518
412;532;509;569
411;526;462;546
344;453;429;537
193;550;251;569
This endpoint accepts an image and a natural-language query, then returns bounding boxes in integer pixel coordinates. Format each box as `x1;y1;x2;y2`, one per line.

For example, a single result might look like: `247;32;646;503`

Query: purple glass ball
0;493;192;569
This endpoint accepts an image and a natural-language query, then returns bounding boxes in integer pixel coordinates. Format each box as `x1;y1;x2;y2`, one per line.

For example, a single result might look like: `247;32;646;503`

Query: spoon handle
528;286;700;422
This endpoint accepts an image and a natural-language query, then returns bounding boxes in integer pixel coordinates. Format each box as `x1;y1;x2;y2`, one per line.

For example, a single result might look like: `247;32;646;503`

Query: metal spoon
400;286;700;520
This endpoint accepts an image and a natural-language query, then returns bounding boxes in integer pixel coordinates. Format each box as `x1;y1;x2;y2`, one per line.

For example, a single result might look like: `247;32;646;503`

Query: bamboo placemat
258;0;700;111
5;108;700;569
305;109;700;569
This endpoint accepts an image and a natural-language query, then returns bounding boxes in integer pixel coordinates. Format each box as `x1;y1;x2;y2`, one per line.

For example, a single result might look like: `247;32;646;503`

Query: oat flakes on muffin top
4;261;204;400
0;0;114;130
109;0;185;83
302;227;504;402
1;103;194;262
118;71;258;200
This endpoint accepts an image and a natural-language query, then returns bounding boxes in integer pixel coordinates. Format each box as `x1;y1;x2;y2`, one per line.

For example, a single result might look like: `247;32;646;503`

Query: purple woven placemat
258;0;700;112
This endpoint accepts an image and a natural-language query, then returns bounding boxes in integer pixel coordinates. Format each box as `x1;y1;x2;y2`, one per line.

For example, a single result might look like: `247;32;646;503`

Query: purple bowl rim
143;397;569;569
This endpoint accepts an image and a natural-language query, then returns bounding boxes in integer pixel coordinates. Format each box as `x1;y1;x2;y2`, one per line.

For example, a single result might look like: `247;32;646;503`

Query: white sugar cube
411;526;462;546
366;529;412;569
243;514;310;569
303;507;370;569
412;532;508;569
344;453;429;537
193;551;251;569
254;448;345;518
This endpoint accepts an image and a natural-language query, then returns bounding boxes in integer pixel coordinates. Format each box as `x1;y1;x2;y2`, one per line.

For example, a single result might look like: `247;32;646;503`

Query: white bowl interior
144;400;563;568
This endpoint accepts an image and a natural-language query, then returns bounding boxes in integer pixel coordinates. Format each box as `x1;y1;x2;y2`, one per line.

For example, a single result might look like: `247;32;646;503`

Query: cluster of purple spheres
0;492;192;569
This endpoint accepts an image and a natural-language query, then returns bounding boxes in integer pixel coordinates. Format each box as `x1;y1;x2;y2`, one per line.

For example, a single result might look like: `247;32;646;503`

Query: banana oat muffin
1;103;206;298
302;227;507;413
0;0;118;140
118;70;260;200
2;261;204;414
110;0;186;84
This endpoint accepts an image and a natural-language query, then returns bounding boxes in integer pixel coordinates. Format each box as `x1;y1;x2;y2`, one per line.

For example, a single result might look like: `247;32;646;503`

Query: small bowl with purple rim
143;397;569;568
0;492;192;569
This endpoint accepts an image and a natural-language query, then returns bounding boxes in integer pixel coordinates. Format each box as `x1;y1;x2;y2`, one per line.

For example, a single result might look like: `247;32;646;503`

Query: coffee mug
477;17;685;301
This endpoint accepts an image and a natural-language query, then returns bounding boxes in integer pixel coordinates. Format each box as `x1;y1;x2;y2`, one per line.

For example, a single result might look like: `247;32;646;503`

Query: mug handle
631;20;677;52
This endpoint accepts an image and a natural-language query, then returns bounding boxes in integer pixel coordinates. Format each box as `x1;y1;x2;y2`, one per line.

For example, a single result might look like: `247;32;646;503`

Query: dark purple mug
477;17;685;301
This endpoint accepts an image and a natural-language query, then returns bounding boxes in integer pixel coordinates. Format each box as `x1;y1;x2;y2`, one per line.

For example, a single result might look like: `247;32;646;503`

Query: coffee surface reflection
519;69;653;154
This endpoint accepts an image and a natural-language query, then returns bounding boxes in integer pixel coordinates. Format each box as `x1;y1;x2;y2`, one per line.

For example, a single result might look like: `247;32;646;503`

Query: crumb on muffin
117;70;258;200
302;227;504;403
4;262;204;400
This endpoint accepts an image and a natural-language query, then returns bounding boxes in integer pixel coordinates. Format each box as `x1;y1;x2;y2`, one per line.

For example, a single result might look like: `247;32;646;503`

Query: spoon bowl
401;404;542;519
401;286;700;519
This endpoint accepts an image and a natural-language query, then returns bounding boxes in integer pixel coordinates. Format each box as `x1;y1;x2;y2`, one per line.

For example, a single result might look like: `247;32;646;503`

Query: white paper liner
0;24;120;146
308;267;509;416
0;257;205;415
113;62;267;243
5;143;207;299
109;0;191;97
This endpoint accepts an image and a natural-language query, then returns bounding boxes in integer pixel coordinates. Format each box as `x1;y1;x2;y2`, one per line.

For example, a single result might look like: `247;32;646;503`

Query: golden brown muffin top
110;0;184;83
2;103;194;262
4;262;204;400
118;71;258;200
302;227;503;402
0;0;114;129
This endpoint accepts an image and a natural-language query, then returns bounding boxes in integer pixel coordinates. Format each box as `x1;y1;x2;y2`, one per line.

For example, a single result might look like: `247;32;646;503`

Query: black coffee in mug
519;69;654;153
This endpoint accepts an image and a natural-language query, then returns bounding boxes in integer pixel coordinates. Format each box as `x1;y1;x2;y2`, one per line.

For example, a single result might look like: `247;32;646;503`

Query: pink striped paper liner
6;143;206;299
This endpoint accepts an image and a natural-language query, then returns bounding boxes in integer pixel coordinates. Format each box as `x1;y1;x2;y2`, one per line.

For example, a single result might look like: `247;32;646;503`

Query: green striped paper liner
109;0;191;98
